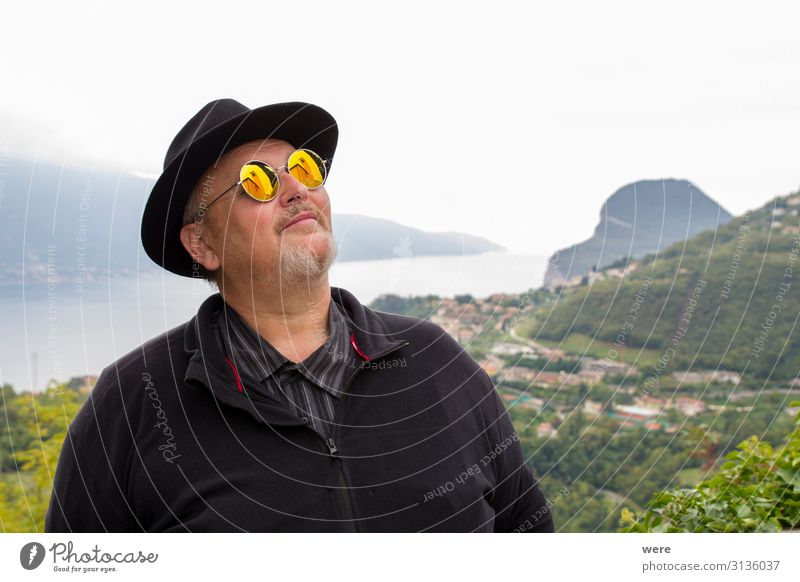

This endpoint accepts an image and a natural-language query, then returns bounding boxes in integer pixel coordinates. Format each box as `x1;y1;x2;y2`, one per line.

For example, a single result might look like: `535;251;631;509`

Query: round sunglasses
188;148;328;224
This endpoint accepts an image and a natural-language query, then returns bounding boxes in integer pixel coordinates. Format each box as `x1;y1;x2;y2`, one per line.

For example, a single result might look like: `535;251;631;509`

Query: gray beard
276;235;338;286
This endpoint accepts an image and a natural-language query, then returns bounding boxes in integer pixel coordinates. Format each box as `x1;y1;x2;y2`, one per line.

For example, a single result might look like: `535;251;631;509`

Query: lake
0;251;548;391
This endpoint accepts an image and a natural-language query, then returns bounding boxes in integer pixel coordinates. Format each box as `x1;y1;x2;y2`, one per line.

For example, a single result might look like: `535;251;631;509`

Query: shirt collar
216;296;353;390
183;288;410;408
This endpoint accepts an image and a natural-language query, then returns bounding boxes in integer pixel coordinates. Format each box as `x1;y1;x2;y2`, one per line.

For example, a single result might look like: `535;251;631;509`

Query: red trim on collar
225;356;244;393
350;332;370;362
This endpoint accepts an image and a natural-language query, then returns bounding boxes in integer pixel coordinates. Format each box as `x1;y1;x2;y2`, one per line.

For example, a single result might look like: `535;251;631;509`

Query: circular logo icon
19;542;46;570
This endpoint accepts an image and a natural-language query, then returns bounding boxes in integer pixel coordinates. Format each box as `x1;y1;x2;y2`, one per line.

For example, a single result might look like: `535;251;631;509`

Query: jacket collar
182;286;408;419
330;286;410;361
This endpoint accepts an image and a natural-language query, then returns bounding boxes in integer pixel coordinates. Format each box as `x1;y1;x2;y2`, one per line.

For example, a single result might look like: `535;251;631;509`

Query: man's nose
277;168;308;205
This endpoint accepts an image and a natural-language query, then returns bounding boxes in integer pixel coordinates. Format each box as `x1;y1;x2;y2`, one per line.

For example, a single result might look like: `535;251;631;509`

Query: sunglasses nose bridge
275;165;309;203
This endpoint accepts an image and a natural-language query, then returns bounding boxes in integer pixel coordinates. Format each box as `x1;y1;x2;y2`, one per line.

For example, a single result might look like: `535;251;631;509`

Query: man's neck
219;276;333;363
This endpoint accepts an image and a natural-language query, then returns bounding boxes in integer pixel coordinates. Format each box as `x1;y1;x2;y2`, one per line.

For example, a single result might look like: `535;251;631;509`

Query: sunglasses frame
186;148;328;225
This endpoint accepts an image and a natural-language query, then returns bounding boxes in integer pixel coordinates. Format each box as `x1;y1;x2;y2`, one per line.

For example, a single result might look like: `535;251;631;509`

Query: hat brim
141;101;338;277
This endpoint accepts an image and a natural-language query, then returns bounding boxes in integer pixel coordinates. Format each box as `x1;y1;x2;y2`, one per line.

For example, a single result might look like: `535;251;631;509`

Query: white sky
2;0;799;254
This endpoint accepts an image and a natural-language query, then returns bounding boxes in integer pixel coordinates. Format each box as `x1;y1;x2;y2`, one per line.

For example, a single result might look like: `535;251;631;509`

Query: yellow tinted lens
240;161;278;201
287;149;326;188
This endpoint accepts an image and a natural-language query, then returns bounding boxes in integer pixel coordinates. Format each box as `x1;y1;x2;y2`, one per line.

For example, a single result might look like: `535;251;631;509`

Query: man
45;99;554;532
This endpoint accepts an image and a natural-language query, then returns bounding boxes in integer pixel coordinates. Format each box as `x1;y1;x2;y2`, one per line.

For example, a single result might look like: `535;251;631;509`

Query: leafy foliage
620;403;800;532
0;382;83;532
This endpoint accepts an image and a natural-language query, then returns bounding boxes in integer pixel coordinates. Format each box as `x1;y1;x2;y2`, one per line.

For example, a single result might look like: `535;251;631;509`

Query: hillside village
425;214;800;440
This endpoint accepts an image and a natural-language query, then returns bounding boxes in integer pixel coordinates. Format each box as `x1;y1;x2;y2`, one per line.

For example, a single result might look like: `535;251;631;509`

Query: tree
0;384;83;532
620;403;800;532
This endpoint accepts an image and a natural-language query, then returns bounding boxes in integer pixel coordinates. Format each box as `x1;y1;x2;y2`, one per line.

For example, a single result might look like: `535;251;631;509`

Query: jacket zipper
319;339;409;533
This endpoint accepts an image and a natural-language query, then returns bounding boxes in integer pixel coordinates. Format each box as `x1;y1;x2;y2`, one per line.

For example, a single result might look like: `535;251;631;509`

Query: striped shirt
214;299;354;441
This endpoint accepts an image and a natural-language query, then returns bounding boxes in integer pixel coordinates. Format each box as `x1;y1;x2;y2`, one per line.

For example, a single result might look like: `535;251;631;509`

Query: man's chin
277;235;338;284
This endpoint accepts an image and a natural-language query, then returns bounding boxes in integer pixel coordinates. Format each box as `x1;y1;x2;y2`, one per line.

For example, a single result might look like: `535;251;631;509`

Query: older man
45;99;554;533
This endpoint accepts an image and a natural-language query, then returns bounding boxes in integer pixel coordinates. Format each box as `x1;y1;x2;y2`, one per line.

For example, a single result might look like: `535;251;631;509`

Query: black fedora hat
141;98;338;277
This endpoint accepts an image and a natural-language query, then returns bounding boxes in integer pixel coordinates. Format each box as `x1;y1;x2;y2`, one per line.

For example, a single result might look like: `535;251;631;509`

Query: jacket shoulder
371;309;482;363
370;308;498;419
110;322;188;375
372;309;447;339
85;322;189;408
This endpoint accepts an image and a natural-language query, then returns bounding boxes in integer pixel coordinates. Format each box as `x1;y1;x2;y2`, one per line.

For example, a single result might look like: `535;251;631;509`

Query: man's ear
179;222;222;272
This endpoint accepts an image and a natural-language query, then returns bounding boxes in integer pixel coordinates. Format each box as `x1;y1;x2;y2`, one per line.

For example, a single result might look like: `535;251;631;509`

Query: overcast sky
2;0;799;254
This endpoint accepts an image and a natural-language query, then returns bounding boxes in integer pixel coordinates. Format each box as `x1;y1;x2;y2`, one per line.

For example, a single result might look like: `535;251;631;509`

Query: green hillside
524;189;800;381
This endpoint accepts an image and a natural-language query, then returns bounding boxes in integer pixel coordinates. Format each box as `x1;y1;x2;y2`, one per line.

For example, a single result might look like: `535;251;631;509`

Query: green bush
620;402;800;532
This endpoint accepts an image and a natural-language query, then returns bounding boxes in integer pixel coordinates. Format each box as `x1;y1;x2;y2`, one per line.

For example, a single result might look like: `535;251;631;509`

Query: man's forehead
199;138;295;183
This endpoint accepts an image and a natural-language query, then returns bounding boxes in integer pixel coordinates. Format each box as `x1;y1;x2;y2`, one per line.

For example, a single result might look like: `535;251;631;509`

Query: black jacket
45;287;554;532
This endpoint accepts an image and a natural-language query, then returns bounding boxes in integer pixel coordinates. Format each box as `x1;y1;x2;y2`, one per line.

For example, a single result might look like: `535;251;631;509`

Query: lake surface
0;251;548;391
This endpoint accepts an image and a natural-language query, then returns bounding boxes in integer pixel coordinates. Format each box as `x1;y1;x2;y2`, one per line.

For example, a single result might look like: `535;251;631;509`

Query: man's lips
282;211;318;230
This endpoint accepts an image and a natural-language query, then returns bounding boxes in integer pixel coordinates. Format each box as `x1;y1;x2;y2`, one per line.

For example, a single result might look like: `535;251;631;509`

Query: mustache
281;205;328;228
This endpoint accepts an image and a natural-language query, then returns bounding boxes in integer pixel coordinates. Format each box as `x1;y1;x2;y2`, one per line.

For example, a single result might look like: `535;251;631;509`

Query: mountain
543;179;733;289
524;185;800;381
0;157;502;287
332;213;502;261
